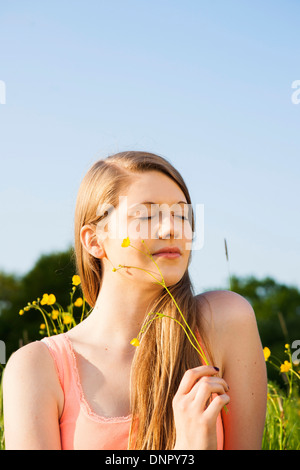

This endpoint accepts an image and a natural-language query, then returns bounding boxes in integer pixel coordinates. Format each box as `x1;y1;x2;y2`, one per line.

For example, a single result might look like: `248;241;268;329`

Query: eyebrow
131;201;188;206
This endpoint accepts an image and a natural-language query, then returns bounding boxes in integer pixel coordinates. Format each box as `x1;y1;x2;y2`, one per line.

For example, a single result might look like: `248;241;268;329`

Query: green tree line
0;247;77;359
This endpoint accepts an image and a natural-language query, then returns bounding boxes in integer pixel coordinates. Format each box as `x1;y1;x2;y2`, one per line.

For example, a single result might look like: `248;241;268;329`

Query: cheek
104;239;142;268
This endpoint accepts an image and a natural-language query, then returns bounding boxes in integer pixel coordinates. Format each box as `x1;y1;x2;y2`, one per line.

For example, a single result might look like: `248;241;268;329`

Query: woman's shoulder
5;333;67;369
5;340;54;373
3;340;64;449
195;290;258;372
195;289;255;328
3;340;63;406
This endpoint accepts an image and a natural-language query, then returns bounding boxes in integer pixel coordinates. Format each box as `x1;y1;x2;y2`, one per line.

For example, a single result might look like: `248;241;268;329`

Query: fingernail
213;366;220;371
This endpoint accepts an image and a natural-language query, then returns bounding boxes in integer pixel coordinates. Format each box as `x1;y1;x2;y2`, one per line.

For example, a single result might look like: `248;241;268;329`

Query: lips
152;246;181;255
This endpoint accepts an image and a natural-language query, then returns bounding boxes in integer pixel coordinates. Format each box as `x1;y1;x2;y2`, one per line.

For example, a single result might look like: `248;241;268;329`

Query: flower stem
152;312;208;361
35;305;51;337
80;297;86;323
162;284;209;365
115;264;162;284
121;240;209;366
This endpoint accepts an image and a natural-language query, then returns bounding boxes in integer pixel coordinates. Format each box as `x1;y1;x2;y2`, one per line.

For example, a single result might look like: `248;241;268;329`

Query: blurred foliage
0;247;77;359
230;275;300;383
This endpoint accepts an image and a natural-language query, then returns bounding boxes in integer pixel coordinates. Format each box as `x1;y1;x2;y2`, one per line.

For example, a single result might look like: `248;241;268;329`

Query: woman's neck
76;272;163;351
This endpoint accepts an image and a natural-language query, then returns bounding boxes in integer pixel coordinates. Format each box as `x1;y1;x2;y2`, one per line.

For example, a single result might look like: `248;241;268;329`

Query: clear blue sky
0;0;300;294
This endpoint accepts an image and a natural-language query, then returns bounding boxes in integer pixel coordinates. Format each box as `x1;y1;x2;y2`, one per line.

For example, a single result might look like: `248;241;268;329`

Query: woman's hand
172;365;230;450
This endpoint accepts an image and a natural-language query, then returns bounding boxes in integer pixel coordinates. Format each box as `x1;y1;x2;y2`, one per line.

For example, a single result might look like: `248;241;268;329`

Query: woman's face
98;171;193;288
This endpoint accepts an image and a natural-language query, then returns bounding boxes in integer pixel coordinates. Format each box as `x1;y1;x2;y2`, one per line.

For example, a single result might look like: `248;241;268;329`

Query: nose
156;210;180;240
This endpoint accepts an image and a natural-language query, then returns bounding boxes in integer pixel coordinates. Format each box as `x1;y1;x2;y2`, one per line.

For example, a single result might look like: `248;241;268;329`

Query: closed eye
138;214;189;220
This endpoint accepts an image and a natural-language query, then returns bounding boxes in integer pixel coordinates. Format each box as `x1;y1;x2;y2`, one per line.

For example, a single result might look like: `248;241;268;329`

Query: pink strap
41;335;66;390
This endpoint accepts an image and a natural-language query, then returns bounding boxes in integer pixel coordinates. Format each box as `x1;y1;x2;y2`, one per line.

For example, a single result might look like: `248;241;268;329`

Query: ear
80;225;106;259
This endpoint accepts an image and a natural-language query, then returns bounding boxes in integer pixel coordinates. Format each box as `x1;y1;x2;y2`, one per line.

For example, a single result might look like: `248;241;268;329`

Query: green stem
153;312;208;361
130;241;166;283
120;241;209;365
290;368;300;380
139;241;209;364
35;305;51;337
56;305;64;333
268;357;282;368
141;241;165;281
139;313;163;337
115;264;162;284
69;289;75;316
48;306;59;333
163;284;209;365
121;240;228;412
80;297;86;323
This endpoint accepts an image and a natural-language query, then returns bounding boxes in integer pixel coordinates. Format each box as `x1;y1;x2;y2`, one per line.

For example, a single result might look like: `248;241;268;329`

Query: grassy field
263;381;300;450
262;345;300;450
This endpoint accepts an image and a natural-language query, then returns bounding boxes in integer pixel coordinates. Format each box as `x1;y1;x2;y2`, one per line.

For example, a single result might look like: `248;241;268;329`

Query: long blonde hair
74;151;212;449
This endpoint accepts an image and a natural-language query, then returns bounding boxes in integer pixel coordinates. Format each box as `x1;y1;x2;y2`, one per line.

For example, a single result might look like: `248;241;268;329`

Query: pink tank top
41;333;224;450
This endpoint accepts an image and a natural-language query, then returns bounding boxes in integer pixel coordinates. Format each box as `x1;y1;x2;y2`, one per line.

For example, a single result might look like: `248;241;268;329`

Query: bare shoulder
195;290;259;372
195;289;256;331
3;342;63;449
4;341;55;378
195;290;267;449
3;340;63;413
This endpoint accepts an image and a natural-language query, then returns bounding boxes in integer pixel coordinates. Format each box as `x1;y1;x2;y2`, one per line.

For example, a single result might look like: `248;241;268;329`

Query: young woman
3;151;267;450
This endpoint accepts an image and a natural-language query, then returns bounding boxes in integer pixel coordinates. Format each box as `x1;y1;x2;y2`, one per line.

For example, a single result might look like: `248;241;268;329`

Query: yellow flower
40;293;49;305
19;309;24;316
63;313;73;325
74;297;83;307
40;293;56;306
51;310;59;320
112;267;117;272
40;323;46;330
280;360;292;373
130;338;140;347
121;237;130;247
263;347;271;361
285;343;290;350
47;294;56;305
72;275;81;286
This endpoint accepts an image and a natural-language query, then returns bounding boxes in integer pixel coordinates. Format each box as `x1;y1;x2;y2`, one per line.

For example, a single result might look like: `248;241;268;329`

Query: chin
163;272;185;287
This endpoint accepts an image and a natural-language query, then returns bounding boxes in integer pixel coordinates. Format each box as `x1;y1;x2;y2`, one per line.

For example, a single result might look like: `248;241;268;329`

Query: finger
193;380;229;411
202;393;230;422
176;366;220;396
190;376;229;402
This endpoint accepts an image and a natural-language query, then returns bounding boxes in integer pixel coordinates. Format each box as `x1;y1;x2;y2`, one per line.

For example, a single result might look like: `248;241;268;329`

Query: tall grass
262;345;300;450
263;381;300;450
